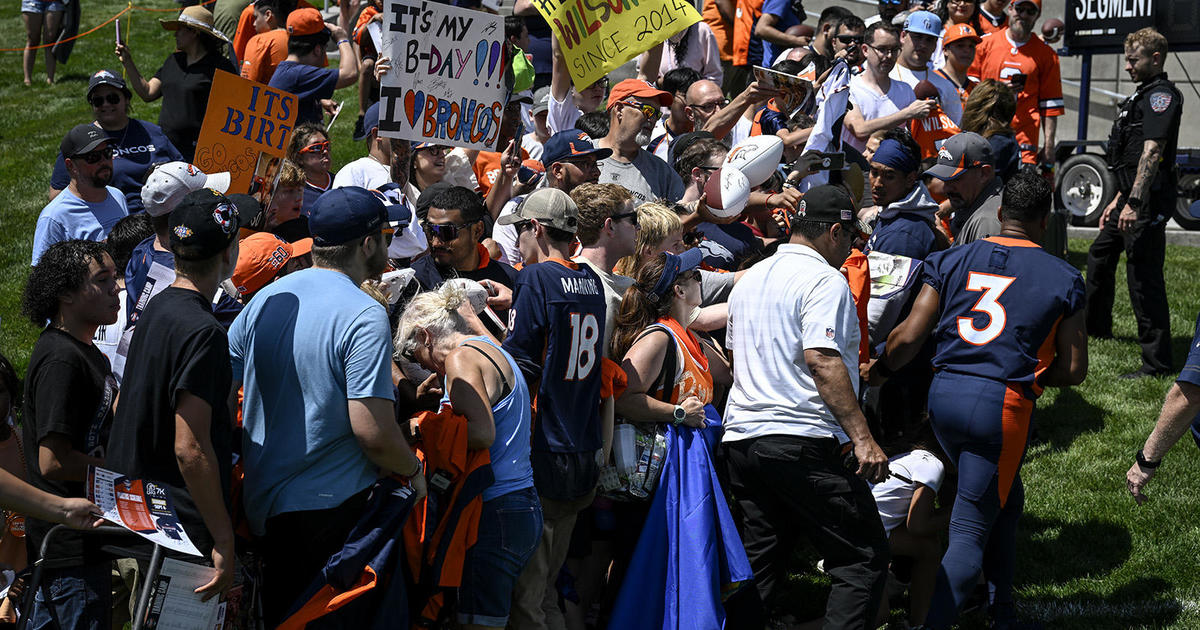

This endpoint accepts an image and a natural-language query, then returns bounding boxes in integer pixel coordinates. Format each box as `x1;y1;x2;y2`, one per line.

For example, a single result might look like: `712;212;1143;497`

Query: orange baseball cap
943;23;981;46
232;233;312;297
607;79;673;110
287;8;328;37
1014;0;1041;9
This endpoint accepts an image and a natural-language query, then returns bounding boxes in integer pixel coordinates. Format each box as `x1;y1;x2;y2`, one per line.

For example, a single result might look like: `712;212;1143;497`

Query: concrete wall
806;0;1200;149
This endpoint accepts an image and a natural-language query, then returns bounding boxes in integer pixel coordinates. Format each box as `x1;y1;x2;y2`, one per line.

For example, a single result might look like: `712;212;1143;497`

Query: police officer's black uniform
1085;72;1183;376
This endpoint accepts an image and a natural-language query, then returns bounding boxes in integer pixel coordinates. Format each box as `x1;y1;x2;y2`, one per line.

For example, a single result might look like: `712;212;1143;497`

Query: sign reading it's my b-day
532;0;701;91
379;1;509;150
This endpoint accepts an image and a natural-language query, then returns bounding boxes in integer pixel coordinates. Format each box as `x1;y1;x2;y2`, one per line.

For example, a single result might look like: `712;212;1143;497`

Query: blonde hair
1125;27;1167;58
394;283;470;359
277;159;304;189
613;202;684;276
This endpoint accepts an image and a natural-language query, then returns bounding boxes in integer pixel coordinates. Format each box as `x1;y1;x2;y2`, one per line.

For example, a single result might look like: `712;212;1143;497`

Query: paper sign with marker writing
379;1;508;150
531;0;701;91
194;71;298;196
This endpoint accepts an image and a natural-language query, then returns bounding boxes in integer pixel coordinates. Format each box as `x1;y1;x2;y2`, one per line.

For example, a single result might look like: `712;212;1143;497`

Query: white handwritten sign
379;0;508;150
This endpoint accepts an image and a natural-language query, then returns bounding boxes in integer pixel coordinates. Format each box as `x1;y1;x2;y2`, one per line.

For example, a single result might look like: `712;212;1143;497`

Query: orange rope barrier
0;5;131;52
1;0;221;52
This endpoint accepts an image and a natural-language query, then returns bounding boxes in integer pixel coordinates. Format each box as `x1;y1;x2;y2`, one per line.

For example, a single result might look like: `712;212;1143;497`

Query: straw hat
160;6;230;44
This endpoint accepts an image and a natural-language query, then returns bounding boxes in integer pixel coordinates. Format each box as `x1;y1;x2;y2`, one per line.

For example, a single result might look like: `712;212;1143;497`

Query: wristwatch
1136;449;1160;470
1127;196;1143;210
672;405;686;425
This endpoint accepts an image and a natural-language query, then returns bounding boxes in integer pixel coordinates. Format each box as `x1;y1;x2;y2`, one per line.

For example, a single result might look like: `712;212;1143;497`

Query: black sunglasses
72;147;114;164
514;220;534;234
611;211;638;226
836;34;864;44
89;93;122;107
424;219;481;241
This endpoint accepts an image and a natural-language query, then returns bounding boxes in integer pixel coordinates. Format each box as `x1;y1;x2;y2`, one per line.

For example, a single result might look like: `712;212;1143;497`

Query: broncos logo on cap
938;146;953;162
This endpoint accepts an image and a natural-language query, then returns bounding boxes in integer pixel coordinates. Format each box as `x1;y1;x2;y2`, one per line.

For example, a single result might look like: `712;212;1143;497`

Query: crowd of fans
10;0;1190;628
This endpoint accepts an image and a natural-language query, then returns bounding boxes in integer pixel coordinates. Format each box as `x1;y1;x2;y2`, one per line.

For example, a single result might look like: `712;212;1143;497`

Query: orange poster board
194;70;299;197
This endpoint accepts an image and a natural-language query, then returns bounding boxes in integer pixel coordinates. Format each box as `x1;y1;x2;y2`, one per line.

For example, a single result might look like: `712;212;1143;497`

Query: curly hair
23;240;109;326
286;123;329;164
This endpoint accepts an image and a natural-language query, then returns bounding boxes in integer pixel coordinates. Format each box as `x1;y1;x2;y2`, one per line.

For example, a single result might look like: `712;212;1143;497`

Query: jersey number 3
565;313;599;380
957;272;1015;346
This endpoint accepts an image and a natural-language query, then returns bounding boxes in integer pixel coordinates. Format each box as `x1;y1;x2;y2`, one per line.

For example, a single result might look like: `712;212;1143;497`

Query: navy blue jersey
923;236;1085;389
503;258;607;454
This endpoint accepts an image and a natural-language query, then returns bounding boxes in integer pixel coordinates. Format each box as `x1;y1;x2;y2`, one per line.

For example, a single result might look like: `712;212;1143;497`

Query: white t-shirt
723;244;861;443
890;63;963;126
842;73;917;152
331;156;389;189
574;256;634;358
869;449;945;534
642;22;724;84
726;116;753;148
522;131;546;161
548;90;582;135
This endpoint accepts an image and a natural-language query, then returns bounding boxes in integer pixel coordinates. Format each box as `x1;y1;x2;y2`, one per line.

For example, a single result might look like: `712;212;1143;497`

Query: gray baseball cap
497;187;579;233
924;132;994;182
532;86;551;115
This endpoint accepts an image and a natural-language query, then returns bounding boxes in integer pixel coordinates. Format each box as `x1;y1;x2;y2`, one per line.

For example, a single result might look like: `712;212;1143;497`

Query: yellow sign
194;71;298;196
532;0;702;91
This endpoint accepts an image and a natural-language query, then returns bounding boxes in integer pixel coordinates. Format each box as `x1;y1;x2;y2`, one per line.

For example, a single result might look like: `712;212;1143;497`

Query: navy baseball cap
354;101;380;142
650;248;704;298
169;188;241;260
307;186;388;246
541;129;612;167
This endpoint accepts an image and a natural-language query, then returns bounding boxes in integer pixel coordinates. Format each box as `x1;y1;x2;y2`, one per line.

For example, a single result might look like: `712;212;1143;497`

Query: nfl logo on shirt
825;327;835;340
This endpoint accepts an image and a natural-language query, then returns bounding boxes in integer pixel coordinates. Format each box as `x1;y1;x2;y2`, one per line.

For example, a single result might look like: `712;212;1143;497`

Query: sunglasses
616;99;660;121
72;147;114;164
424;219;481;241
836;34;864;44
1014;4;1038;15
89;93;122;107
299;140;330;154
514;220;534;234
610;211;638;226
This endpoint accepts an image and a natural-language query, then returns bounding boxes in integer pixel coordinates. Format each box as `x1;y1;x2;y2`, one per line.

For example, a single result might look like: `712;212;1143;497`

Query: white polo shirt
723;244;861;444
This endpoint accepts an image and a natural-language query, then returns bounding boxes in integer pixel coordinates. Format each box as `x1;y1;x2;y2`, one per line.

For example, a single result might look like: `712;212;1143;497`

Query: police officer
1085;26;1182;379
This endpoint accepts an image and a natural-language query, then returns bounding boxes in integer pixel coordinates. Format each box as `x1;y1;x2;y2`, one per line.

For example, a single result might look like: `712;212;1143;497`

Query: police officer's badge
1150;92;1172;114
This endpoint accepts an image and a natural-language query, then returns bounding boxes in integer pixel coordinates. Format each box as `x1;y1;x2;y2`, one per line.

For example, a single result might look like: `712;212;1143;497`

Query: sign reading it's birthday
194;71;297;194
530;0;701;91
379;1;508;151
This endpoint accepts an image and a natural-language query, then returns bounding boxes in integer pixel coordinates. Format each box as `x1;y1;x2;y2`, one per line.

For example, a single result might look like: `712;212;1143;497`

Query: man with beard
228;186;426;626
411;186;519;320
924;132;1002;244
33;125;129;264
493;129;611;264
596;79;684;205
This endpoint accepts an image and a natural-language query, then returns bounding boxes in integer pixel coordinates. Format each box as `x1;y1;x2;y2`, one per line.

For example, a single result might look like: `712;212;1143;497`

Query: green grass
4;1;1200;627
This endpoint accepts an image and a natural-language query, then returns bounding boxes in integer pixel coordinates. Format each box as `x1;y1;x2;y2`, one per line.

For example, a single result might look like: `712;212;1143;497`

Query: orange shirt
968;28;1063;163
840;248;871;364
234;0;314;63
240;29;289;84
732;0;763;67
703;0;733;63
909;105;962;161
976;9;1006;35
473;147;529;198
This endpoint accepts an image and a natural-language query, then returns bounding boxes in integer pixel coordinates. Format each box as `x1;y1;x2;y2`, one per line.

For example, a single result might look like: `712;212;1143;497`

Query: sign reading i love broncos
379;0;510;151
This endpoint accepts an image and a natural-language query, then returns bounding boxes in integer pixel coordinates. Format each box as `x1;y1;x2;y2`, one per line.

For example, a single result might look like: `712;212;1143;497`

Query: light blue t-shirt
228;267;396;535
31;186;129;264
440;336;534;501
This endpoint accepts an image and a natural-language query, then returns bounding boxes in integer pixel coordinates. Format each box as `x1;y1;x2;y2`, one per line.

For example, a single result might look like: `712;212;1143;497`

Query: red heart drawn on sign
404;90;417;128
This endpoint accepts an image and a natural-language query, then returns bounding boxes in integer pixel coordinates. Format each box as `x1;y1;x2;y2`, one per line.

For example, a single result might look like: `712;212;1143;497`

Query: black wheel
1174;173;1200;231
1057;153;1116;227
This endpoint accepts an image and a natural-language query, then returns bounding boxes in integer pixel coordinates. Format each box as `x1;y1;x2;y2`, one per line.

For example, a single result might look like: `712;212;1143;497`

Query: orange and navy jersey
648;318;715;406
922;236;1084;391
840;248;871;364
976;9;1006;35
749;99;785;136
502;258;607;454
935;67;976;109
703;0;733;62
909;106;962;161
968;29;1064;163
732;0;764;67
474;147;530;198
353;6;379;48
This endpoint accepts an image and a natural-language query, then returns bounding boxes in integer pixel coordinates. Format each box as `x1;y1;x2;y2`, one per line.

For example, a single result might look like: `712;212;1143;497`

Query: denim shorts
457;485;543;627
27;562;112;630
21;0;67;13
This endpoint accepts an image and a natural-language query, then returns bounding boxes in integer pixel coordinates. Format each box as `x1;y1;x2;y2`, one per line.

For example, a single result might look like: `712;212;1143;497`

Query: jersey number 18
565;312;599;380
957;272;1015;346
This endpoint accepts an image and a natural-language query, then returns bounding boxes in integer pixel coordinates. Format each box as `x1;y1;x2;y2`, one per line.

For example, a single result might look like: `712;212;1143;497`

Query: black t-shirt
154;52;237;161
107;288;233;558
22;328;115;568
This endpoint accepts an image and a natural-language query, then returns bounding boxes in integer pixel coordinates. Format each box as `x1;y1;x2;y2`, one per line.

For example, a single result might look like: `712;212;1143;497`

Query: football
913;79;940;101
1041;18;1064;43
723;135;785;187
703;167;751;218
